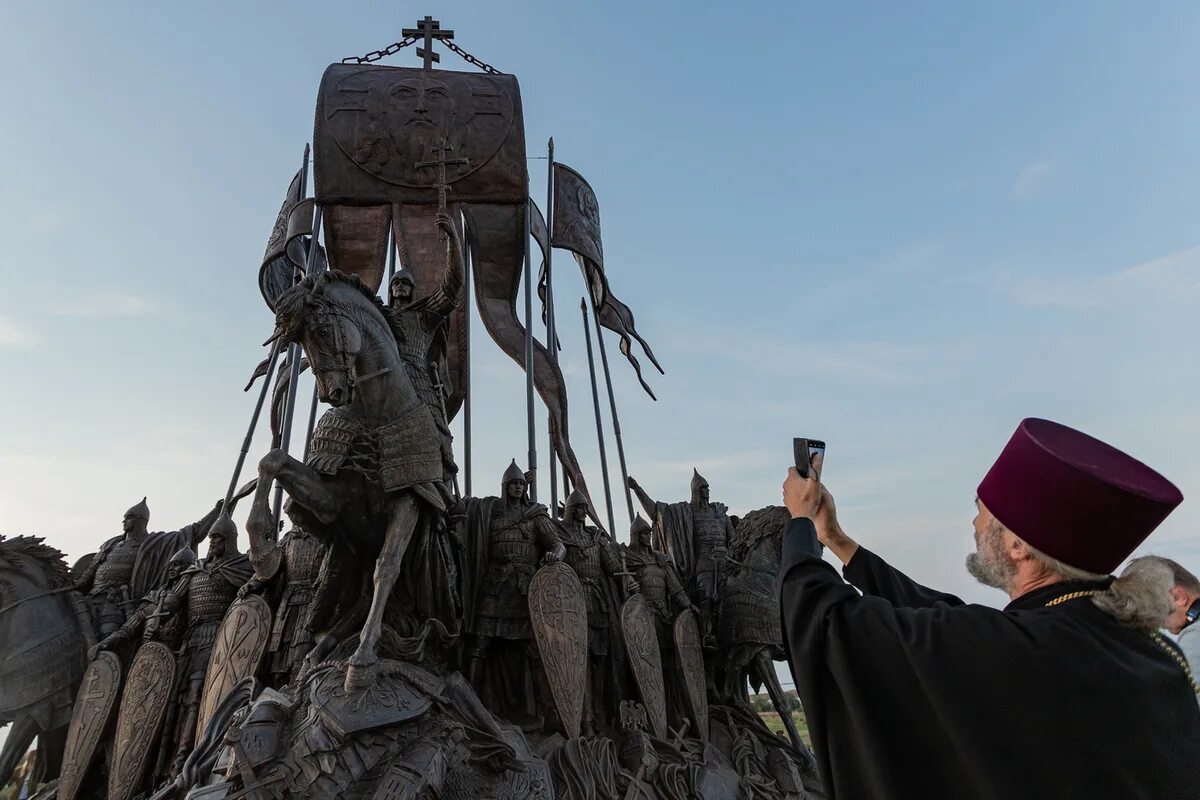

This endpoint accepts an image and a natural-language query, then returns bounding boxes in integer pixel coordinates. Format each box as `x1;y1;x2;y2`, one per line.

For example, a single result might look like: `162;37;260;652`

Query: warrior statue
90;547;196;660
240;499;326;687
622;514;694;726
387;208;464;439
628;470;735;646
459;460;566;728
155;514;252;774
558;488;630;734
73;497;223;637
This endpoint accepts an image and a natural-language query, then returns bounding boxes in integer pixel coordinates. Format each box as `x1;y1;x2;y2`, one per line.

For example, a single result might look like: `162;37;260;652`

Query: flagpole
272;203;324;530
462;214;473;498
545;138;558;513
524;197;538;502
226;144;310;513
589;294;636;524
225;339;283;510
582;298;616;536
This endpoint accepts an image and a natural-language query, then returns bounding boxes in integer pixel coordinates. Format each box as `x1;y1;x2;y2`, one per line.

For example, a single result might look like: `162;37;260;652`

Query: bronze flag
551;162;664;398
259;166;316;310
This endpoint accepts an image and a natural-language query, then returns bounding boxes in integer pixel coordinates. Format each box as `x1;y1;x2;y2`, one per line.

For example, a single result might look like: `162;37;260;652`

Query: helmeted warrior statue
387;209;464;439
240;499;326;687
73;497;223;637
459;460;566;728
622;514;693;726
154;514;252;774
628;470;735;647
90;547;196;659
558;488;630;734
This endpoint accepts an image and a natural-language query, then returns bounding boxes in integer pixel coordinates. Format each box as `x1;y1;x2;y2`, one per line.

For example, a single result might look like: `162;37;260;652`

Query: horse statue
0;536;92;787
245;270;459;692
717;506;809;756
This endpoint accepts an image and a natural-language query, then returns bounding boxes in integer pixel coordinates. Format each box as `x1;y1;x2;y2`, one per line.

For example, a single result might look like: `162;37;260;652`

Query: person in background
778;417;1200;800
1133;556;1200;673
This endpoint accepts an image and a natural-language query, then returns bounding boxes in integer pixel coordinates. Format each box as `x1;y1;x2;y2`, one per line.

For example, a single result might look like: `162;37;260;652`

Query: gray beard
965;542;1015;591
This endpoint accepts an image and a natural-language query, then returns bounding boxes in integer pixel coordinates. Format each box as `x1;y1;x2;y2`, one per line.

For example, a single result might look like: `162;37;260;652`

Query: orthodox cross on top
402;15;455;70
416;137;469;215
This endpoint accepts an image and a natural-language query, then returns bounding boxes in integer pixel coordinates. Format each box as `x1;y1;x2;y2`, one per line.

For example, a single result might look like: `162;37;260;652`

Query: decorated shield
673;608;709;742
58;651;122;800
196;595;271;741
108;641;177;800
527;561;588;739
620;593;667;739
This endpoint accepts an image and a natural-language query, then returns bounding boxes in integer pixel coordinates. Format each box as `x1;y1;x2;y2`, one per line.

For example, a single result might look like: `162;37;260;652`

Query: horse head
270;270;400;408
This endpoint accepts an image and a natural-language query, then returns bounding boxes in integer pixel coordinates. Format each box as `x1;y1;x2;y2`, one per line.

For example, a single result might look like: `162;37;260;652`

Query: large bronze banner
315;64;527;205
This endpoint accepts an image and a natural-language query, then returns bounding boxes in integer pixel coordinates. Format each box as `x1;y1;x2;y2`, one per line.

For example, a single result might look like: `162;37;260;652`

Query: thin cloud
0;314;36;347
52;292;159;319
677;331;926;386
1001;245;1200;309
1011;160;1055;198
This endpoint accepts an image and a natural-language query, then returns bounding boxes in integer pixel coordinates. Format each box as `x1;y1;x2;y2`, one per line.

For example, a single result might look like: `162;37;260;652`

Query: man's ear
1006;531;1034;564
1168;585;1189;609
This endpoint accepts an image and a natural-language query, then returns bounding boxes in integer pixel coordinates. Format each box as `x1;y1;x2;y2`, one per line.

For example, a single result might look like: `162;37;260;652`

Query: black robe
779;517;1200;800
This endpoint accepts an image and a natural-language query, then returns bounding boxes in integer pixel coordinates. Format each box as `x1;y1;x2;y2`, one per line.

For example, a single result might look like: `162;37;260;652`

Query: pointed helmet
630;513;653;537
390;267;416;295
168;546;197;568
691;469;709;492
563;488;589;519
501;460;528;496
207;512;238;543
125;497;150;522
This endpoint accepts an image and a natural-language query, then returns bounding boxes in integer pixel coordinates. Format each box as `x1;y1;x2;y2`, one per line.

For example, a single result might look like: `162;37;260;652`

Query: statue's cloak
458;497;549;636
653;501;730;582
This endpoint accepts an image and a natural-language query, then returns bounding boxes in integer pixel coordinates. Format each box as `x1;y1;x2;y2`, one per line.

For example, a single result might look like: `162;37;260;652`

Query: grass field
758;708;812;748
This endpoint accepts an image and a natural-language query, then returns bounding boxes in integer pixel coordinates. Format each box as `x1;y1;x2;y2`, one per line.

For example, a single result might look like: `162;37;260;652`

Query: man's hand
783;458;858;564
627;476;641;492
237;577;266;600
782;465;823;521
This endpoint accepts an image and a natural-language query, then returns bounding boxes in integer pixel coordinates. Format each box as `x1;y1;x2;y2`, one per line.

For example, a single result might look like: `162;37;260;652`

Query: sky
1;0;1199;650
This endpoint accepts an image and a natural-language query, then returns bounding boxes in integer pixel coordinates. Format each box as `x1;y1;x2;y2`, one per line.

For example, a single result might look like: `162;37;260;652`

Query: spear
545;137;558;512
588;292;636;523
582;297;616;535
524;197;538;502
272;204;324;531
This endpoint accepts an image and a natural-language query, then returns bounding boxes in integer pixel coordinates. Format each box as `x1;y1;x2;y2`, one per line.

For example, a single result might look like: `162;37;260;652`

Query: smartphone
793;438;827;480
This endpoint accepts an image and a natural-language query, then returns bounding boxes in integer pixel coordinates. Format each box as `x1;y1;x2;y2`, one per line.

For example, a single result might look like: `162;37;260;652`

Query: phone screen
794;438;827;479
807;441;826;480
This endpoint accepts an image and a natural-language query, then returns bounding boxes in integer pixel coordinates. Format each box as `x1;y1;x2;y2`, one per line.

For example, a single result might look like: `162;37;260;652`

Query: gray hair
1026;544;1174;632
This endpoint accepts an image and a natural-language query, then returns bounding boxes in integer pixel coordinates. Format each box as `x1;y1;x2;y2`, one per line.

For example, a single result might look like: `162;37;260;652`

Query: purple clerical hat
977;418;1183;574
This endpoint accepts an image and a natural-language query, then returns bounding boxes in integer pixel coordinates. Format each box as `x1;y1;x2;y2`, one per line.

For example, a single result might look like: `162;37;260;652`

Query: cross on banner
402;15;455;70
416;137;469;213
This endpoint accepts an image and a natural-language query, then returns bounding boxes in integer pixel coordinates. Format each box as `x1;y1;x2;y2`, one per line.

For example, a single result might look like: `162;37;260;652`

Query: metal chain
341;37;418;65
442;39;503;74
341;36;501;74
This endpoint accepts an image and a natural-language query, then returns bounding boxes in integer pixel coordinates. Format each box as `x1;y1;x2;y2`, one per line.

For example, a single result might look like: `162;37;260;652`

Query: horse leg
0;716;38;788
257;448;341;525
36;724;67;780
755;649;806;756
345;493;419;691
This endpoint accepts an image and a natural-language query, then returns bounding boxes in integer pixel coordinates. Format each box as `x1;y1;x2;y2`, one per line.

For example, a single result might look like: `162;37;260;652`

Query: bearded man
459;461;565;729
74;497;223;637
629;469;734;646
386;209;464;433
779;418;1200;799
1134;556;1200;674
